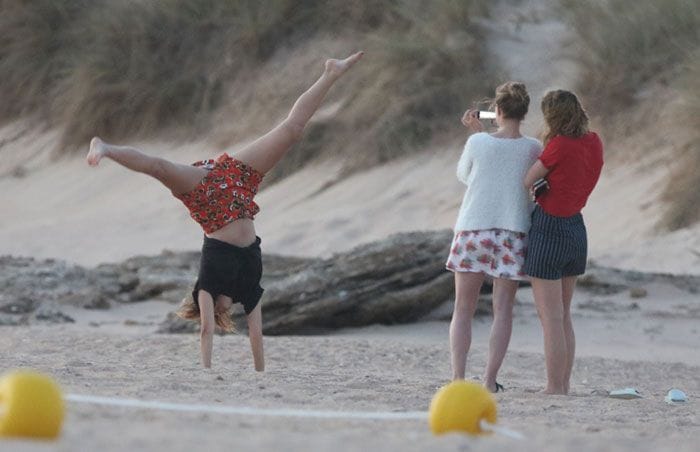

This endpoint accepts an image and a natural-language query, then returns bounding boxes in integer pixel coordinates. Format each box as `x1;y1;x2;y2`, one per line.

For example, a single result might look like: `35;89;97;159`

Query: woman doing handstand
86;52;364;371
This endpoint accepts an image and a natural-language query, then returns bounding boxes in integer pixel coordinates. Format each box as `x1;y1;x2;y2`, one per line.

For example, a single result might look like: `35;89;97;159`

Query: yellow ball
429;380;497;435
0;371;65;439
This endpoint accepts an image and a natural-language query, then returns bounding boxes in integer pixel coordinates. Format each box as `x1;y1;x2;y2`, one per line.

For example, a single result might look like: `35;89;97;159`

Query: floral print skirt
445;229;528;281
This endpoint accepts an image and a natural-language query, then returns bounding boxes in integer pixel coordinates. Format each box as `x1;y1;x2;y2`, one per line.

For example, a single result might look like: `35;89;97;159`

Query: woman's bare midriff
206;218;257;247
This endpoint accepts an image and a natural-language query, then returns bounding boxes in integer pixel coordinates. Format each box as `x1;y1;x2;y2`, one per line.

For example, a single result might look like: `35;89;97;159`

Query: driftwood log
5;230;694;334
0;230;457;333
253;230;455;334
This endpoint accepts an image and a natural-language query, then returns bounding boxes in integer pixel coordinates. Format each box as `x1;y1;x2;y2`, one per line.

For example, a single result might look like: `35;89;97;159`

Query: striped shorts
523;205;588;280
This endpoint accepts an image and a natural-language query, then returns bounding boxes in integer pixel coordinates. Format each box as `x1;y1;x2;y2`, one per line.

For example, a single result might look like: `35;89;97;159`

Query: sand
2;125;699;275
2;283;699;451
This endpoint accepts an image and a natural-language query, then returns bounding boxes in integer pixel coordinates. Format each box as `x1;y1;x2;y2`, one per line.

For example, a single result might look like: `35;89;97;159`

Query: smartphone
532;178;549;199
476;111;496;119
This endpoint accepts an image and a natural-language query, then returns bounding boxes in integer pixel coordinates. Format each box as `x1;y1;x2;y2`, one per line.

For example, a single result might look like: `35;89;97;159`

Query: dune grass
276;0;494;178
558;0;700;230
0;0;494;168
661;54;700;230
0;0;92;121
54;0;299;147
558;0;700;118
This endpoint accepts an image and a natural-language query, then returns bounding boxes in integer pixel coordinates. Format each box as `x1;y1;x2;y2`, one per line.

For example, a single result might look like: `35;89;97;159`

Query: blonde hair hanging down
541;90;589;145
176;294;236;333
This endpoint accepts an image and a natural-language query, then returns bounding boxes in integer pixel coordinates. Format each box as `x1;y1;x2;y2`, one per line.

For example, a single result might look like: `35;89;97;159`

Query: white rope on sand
65;393;524;439
65;394;426;420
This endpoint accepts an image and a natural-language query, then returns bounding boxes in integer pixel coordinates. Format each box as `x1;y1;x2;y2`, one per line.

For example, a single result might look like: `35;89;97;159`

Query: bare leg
483;278;518;392
561;276;577;393
532;277;567;394
198;290;215;369
449;272;484;380
246;303;264;372
233;51;364;174
86;137;207;195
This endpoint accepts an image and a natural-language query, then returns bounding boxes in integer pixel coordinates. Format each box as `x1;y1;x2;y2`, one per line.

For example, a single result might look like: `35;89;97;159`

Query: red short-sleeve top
537;132;604;217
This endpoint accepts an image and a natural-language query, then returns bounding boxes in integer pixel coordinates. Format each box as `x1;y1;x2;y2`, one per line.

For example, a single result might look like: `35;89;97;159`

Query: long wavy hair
541;89;589;145
176;294;235;333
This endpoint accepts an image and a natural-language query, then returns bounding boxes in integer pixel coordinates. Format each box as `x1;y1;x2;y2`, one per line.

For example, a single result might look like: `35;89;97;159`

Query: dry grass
267;0;494;181
54;0;298;148
661;54;700;230
561;0;700;115
0;0;91;121
0;0;495;186
662;144;700;230
558;0;700;230
0;0;494;165
558;0;699;118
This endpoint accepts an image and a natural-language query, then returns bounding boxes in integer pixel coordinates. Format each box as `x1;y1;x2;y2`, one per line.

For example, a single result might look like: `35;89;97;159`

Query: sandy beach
2;279;699;452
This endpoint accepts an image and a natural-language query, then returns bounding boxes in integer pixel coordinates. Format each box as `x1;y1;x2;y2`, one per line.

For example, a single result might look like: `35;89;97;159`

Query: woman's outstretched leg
234;51;364;174
86;137;207;195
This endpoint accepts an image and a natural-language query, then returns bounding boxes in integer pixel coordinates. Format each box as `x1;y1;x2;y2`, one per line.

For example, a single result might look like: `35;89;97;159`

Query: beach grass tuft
558;0;700;230
0;0;494;170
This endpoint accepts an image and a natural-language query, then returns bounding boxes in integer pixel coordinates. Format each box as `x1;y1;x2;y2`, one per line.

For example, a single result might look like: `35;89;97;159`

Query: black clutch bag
532;178;549;200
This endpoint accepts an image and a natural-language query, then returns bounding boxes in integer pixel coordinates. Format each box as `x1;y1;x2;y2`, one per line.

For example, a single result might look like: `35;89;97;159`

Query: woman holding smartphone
446;82;542;391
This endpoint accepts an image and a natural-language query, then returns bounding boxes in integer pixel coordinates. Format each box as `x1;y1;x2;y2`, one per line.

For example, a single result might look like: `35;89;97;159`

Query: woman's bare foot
324;51;364;79
86;137;108;166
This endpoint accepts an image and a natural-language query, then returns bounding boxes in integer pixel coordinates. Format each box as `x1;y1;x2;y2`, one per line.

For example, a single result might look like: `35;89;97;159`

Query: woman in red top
523;90;603;395
86;52;363;371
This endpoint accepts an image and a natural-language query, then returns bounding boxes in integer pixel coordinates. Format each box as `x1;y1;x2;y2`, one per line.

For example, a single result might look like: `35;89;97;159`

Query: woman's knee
453;295;477;317
492;299;514;321
281;119;305;142
539;310;565;330
562;313;574;329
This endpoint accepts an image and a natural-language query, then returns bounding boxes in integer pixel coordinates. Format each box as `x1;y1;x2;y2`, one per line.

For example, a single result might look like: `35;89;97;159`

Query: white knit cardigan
453;132;542;233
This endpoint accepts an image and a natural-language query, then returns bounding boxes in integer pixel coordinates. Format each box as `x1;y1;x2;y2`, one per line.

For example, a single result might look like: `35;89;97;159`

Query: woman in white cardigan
446;82;542;390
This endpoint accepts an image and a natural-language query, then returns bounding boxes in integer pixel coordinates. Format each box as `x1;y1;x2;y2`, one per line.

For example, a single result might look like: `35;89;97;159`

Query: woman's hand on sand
461;109;484;133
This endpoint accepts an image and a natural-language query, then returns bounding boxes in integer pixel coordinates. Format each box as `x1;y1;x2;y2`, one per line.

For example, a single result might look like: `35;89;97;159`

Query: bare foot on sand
325;51;364;79
86;137;107;166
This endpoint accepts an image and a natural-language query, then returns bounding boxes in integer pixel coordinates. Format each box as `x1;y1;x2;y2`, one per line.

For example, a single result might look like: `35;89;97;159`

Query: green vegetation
0;0;493;172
